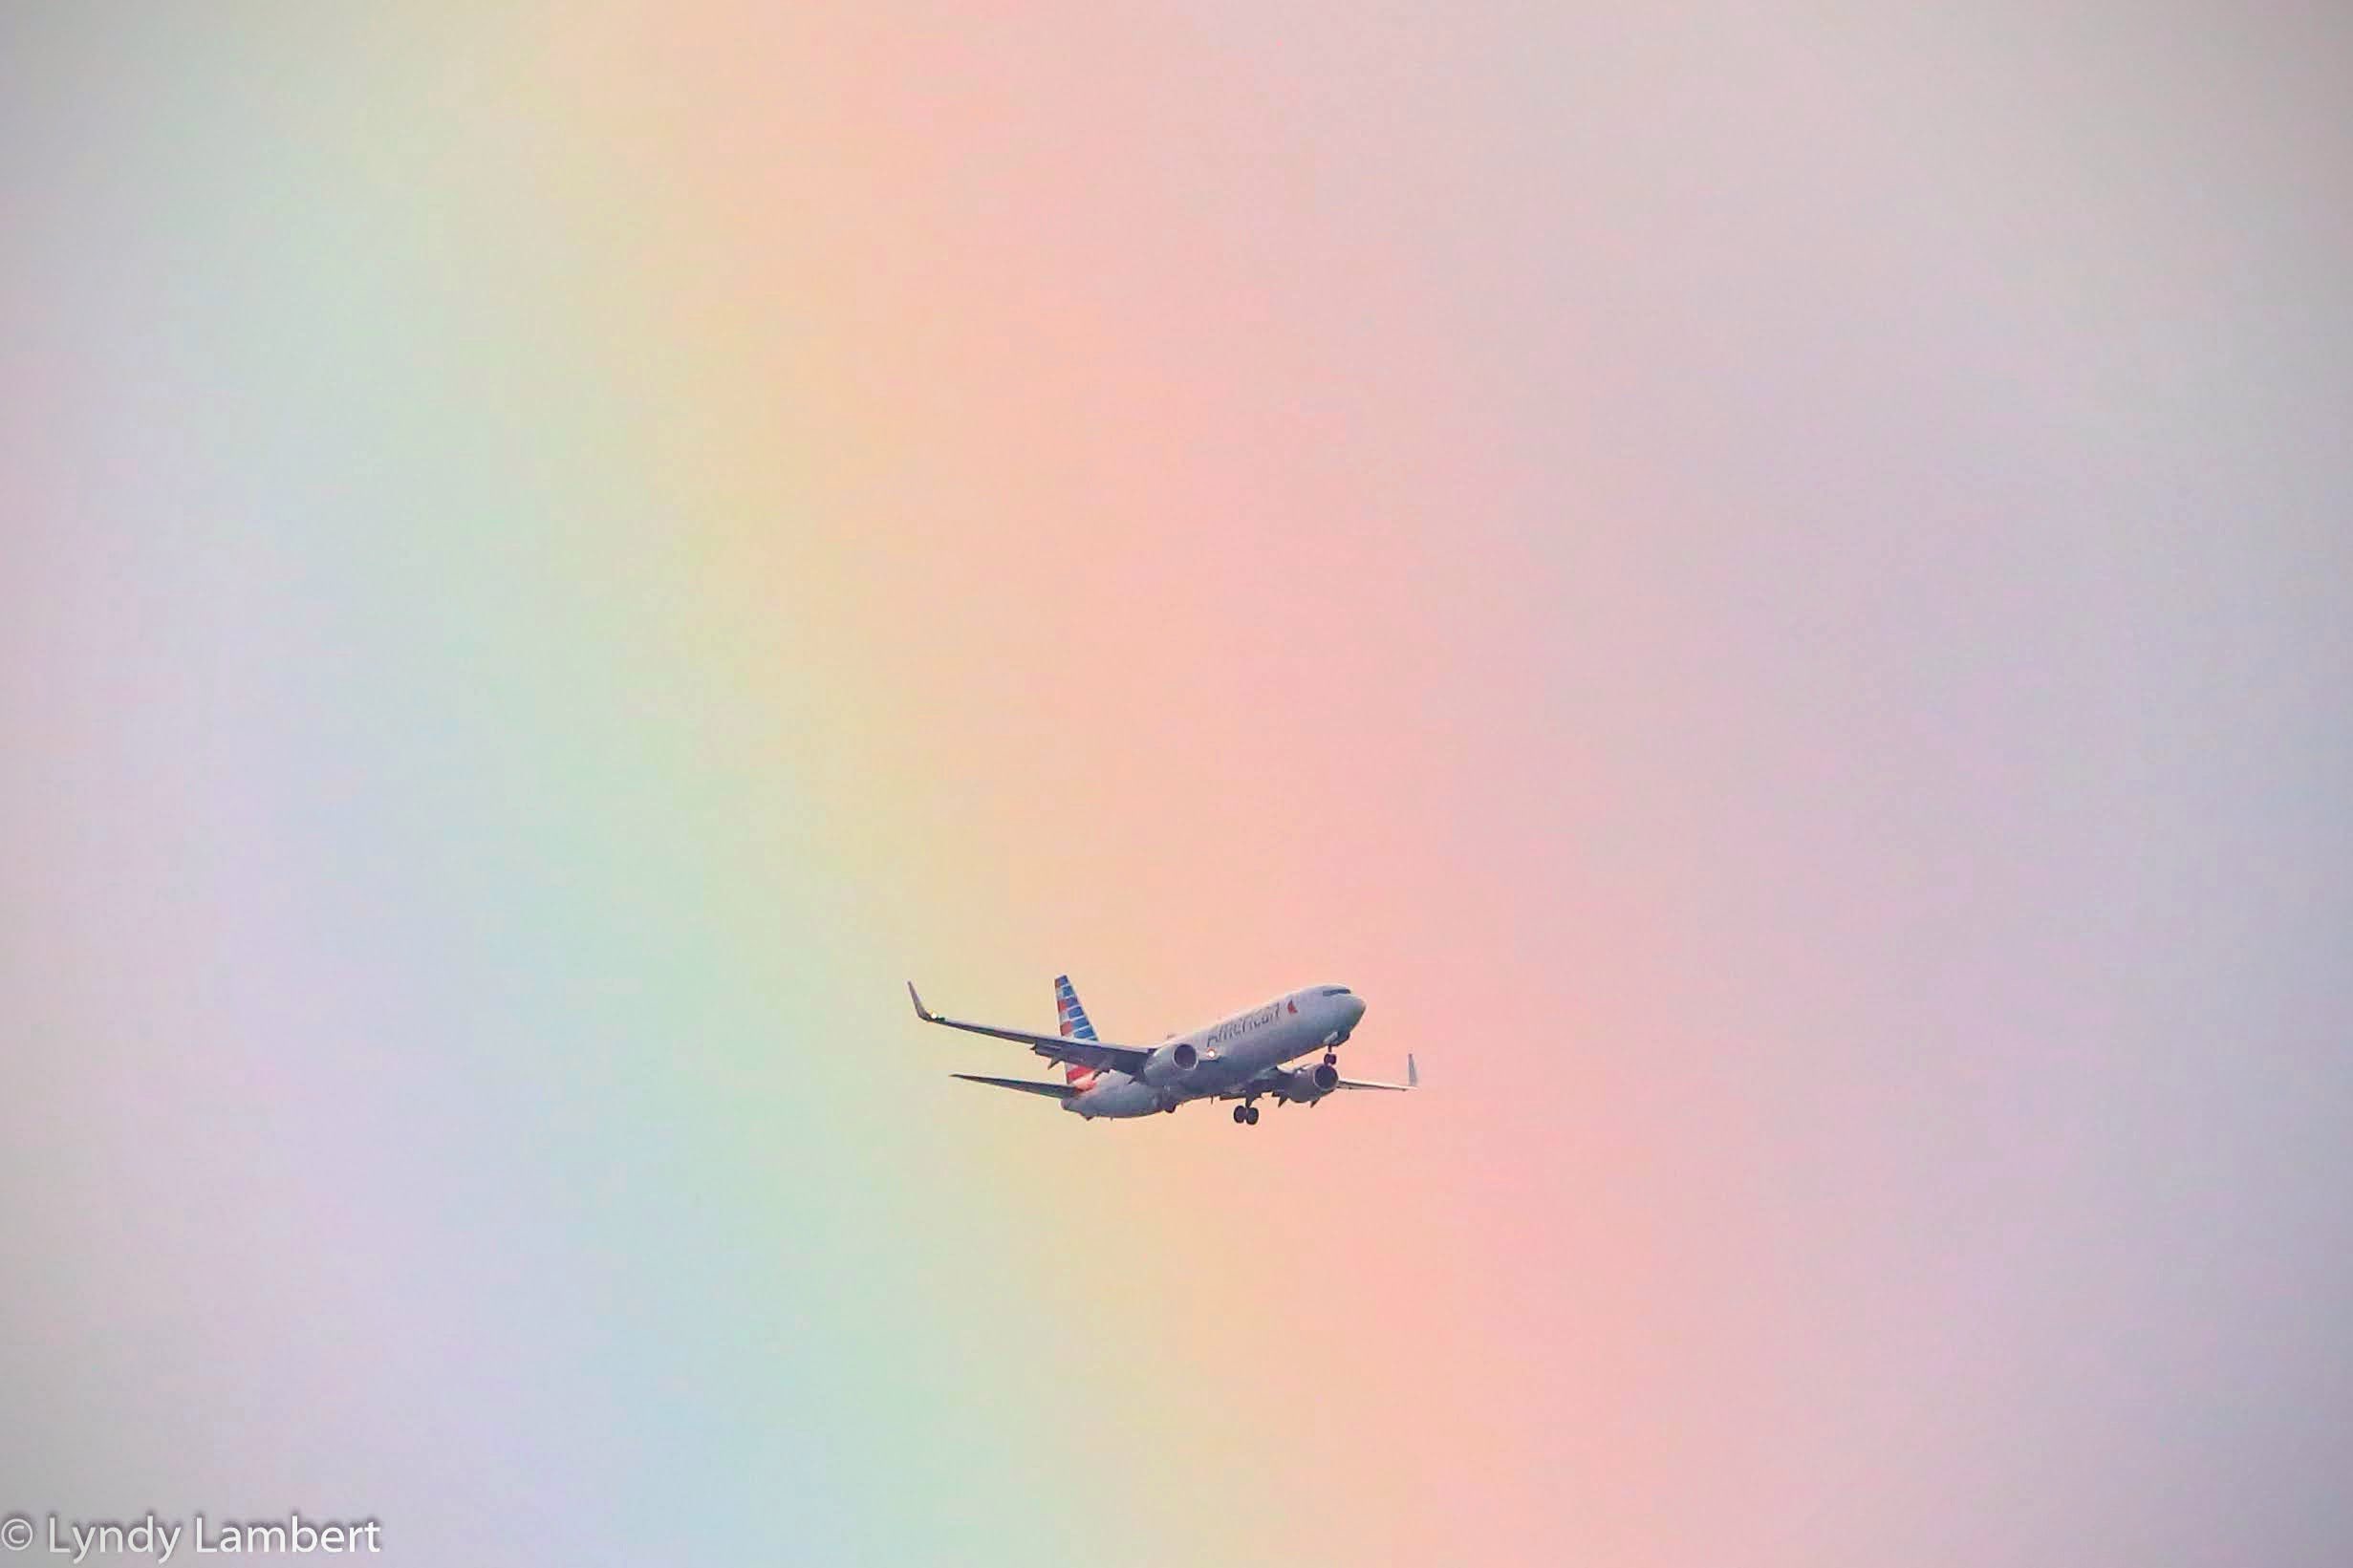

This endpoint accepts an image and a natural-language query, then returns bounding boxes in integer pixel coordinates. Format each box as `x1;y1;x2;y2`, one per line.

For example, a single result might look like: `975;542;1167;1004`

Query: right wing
1336;1053;1419;1092
909;982;1156;1076
1217;1053;1421;1099
953;1073;1080;1101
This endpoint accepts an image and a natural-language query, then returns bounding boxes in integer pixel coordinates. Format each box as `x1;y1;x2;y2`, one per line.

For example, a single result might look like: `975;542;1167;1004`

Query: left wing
908;982;1155;1076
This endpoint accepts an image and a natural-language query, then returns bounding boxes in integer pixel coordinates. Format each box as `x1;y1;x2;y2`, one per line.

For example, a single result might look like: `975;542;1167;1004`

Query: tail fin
1053;975;1100;1085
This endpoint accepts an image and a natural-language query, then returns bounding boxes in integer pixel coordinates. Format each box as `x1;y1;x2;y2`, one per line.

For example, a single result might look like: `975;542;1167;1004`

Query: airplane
906;975;1415;1126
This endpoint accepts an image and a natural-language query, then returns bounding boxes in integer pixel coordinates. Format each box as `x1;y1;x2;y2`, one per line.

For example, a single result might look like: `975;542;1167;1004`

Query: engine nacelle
1273;1063;1340;1104
1141;1040;1204;1085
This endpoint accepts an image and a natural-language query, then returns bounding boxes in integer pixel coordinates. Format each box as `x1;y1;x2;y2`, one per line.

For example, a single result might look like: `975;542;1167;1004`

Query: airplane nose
1347;995;1368;1026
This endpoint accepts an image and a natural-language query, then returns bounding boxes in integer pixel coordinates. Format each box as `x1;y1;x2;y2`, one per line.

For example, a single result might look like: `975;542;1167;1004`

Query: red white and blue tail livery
1054;975;1101;1090
906;977;1414;1127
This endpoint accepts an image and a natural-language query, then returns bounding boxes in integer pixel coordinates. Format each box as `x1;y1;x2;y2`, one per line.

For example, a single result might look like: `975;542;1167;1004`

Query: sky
3;3;2349;1564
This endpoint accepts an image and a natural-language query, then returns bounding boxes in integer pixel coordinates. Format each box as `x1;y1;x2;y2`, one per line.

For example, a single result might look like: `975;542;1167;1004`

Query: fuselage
1065;984;1367;1119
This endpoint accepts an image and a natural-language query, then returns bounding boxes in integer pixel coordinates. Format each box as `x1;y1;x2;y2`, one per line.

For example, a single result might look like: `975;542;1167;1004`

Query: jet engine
1140;1040;1203;1085
1274;1063;1340;1104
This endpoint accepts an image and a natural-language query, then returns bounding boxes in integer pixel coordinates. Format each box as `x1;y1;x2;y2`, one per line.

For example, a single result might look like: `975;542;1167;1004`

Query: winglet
1407;1052;1419;1088
907;980;937;1022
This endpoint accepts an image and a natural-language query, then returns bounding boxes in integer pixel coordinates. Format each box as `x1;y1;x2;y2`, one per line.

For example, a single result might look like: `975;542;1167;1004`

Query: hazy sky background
4;4;2349;1564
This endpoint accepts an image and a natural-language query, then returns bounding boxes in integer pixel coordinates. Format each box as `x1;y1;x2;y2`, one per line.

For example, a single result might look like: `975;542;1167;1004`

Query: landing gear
1323;1050;1337;1067
1232;1104;1263;1126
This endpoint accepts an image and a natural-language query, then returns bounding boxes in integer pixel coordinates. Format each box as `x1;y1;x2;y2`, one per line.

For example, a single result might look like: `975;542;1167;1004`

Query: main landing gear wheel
1244;1106;1261;1125
1233;1104;1248;1124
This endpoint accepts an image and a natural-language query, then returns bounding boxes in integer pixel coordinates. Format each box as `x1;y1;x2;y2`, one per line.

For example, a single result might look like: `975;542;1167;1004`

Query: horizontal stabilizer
953;1073;1080;1101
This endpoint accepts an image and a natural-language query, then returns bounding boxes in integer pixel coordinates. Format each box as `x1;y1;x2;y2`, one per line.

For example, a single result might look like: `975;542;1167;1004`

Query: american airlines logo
1203;1001;1284;1047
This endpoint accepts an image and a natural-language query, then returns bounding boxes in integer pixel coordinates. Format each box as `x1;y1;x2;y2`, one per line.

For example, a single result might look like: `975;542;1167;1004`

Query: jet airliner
907;976;1415;1125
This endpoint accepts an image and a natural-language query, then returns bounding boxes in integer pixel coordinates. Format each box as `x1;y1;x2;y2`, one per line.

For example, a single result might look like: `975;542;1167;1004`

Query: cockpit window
1320;986;1352;997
